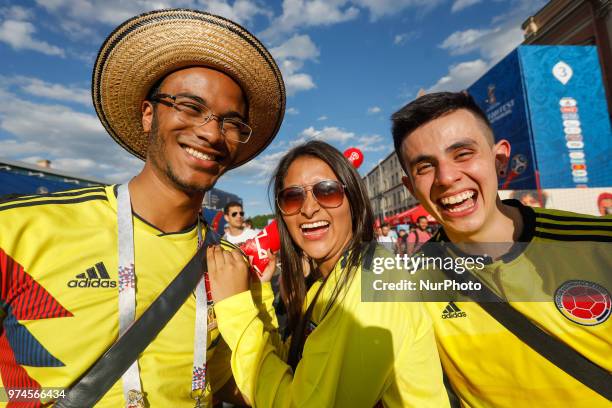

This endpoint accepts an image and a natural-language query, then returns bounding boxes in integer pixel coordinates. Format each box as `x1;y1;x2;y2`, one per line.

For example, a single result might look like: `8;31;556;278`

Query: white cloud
286;107;299;115
317;115;328;121
393;31;418;45
205;0;274;24
285;73;316;95
0;87;141;182
0;6;34;21
261;0;445;40
367;106;381;114
439;28;498;56
355;134;388;152
439;0;547;64
431;26;525;92
427;59;489;93
479;26;525;63
429;0;546;93
296;126;355;145
6;76;91;105
260;0;359;41
270;34;320;60
272;34;319;96
351;0;443;21
226;150;287;183
34;0;272;40
0;19;65;57
451;0;482;13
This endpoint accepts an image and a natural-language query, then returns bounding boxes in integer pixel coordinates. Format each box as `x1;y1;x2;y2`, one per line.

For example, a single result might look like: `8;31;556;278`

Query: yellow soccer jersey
424;200;612;407
215;246;451;408
0;185;236;407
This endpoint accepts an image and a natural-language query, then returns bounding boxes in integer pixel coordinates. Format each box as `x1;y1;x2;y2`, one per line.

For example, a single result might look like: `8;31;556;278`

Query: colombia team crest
554;280;611;326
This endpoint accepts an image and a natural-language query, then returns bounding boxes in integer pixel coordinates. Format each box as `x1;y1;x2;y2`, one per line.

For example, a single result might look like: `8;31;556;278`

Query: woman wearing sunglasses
208;141;448;407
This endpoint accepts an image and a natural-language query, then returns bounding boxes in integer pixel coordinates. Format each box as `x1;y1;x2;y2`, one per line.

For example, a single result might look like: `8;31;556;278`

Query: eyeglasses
276;180;346;216
231;211;245;217
151;93;252;143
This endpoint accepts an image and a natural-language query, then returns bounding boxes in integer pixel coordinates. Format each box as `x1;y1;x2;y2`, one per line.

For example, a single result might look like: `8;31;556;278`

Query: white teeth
301;221;330;229
185;147;214;161
447;199;475;213
440;190;474;205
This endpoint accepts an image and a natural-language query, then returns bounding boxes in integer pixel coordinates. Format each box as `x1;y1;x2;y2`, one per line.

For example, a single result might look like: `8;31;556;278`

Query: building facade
202;188;242;211
522;0;612;117
362;151;418;221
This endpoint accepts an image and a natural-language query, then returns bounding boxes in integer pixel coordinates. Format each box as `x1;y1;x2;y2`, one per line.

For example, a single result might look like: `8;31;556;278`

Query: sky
0;0;547;216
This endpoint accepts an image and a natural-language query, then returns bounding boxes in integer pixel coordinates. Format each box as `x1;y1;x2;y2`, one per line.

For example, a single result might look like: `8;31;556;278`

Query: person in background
377;222;397;252
407;215;432;255
374;225;383;240
511;190;548;208
597;192;612;216
207;140;450;407
223;201;258;245
395;228;409;255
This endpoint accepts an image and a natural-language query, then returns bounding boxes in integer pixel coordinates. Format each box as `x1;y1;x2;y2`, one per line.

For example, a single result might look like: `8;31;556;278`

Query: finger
229;248;244;264
206;246;217;277
212;245;226;273
221;246;235;267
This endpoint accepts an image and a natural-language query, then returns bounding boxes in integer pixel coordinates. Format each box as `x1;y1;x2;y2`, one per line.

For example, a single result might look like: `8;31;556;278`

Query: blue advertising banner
468;45;612;189
519;46;612;188
469;50;536;190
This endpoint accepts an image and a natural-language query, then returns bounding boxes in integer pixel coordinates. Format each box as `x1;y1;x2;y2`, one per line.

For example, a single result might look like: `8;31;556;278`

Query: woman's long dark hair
270;140;374;337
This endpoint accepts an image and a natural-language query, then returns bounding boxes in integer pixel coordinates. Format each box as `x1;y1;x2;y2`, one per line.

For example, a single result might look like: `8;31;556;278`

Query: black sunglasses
231;211;245;217
277;180;346;215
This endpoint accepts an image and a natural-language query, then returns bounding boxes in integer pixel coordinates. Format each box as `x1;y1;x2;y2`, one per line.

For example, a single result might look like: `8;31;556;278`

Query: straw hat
92;8;285;168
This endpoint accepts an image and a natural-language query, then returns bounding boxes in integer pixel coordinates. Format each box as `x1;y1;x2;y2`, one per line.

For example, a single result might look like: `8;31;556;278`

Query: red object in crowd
343;147;364;169
239;220;281;277
385;205;436;226
211;210;224;234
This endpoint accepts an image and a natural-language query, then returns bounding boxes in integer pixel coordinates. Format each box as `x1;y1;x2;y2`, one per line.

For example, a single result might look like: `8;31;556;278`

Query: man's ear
402;175;415;196
493;139;511;176
223;214;229;223
142;100;154;133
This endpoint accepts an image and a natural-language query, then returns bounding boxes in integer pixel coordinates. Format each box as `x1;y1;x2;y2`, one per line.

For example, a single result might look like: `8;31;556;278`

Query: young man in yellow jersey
392;91;611;407
0;9;284;407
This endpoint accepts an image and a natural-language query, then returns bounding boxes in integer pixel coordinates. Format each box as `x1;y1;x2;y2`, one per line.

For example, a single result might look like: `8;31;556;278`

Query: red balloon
343;147;364;168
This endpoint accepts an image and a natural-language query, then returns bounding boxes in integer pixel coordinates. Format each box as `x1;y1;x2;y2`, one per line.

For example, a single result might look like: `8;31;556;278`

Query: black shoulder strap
447;267;612;401
55;227;220;407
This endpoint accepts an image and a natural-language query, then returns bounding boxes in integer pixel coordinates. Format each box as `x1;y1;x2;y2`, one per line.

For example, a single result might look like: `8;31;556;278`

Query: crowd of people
375;216;438;256
0;7;610;408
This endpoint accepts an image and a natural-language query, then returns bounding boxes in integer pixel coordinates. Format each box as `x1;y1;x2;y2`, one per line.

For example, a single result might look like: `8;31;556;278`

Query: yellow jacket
215;245;450;407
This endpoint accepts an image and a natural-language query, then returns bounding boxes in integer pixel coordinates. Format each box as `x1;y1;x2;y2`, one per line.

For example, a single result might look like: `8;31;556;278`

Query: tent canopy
384;205;436;226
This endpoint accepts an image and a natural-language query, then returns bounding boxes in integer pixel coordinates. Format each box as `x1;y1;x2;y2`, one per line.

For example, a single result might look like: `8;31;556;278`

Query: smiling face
417;217;428;230
281;156;353;274
399;109;510;242
141;67;246;193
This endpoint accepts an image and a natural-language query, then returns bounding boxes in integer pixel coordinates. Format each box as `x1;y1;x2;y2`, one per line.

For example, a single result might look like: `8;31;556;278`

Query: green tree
250;213;274;229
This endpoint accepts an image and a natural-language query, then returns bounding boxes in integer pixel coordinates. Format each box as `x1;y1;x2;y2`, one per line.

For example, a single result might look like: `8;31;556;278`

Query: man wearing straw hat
0;9;284;408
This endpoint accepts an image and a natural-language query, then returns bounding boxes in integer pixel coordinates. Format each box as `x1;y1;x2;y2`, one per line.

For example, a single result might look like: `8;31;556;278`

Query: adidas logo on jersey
67;262;117;288
441;302;466;319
